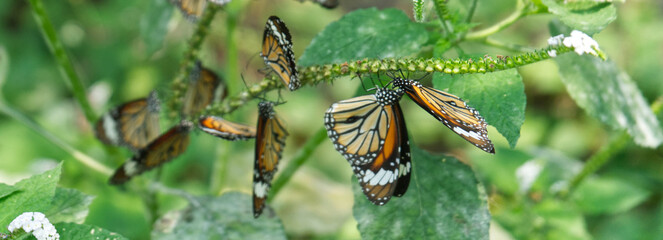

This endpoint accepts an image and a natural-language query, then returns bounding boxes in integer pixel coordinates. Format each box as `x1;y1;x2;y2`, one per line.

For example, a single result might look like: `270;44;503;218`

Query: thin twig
268;127;328;201
27;0;97;124
0;103;113;176
559;97;663;199
465;0;527;40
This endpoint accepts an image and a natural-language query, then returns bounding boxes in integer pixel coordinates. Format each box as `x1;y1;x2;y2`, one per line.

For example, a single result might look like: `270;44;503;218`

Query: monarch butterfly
391;77;494;153
181;62;227;117
253;101;289;218
198;115;256;141
95;91;161;151
109;121;193;185
262;16;300;91
324;87;411;205
171;0;231;21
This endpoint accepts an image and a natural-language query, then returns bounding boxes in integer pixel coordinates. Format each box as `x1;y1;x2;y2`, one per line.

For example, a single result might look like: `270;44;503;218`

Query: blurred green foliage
0;0;662;239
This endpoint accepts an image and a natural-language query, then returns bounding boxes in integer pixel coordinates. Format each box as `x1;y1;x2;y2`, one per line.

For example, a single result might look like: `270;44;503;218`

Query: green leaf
55;222;128;240
45;188;95;224
353;147;490;240
434;69;526;148
299;8;428;67
542;0;616;35
0;183;17;199
572;176;650;215
470;147;532;196
151;192;286;240
534;199;591;240
140;0;173;55
0;162;61;228
551;22;663;148
527;147;582;193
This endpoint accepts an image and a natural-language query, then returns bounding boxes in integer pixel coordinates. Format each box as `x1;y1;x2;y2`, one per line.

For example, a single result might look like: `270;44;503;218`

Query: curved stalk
27;0;97;124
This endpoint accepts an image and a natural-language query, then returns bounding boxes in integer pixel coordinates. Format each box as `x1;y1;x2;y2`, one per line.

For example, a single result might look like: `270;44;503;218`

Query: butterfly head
258;101;275;118
147;91;161;113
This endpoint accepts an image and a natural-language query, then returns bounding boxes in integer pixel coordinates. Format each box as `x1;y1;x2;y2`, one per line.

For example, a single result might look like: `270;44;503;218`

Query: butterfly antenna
354;72;369;92
244;52;260;73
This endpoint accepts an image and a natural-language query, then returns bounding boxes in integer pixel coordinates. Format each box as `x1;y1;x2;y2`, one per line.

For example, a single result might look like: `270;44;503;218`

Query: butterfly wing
95;91;161;151
395;79;494;153
182;63;225;117
171;0;206;21
391;102;411;197
324;89;410;205
109;121;193;185
253;102;289;218
261;16;299;91
198;116;256;140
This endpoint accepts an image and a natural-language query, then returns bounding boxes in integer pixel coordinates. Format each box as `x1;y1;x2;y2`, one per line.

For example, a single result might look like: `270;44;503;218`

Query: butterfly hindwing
324;88;411;205
253;102;288;218
182;62;226;117
95;91;161;151
109;121;193;185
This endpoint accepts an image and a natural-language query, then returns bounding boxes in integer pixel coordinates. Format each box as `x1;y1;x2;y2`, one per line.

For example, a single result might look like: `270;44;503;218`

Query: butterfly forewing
198;116;256;140
171;0;206;21
109;121;193;185
95;91;161;151
253;102;289;218
182;63;226;117
394;78;495;153
261;16;299;91
324;88;411;205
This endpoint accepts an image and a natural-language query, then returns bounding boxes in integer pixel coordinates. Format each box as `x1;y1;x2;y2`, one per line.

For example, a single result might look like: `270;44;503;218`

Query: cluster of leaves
0;163;126;239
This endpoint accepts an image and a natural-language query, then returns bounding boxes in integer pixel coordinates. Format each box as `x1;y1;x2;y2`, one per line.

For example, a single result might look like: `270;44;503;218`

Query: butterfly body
262;16;300;91
198;116;256;141
325;88;411;205
391;77;494;154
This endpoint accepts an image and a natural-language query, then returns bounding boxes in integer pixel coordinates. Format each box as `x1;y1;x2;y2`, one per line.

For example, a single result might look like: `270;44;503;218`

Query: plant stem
268;127;328;201
560;97;663;198
465;0;526;40
209;140;230;194
27;0;97;124
208;44;573;115
465;0;479;23
0;103;113;176
223;0;245;95
432;0;452;35
168;4;219;116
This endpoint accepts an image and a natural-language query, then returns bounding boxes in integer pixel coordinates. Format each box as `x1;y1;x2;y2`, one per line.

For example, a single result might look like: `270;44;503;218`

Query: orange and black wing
253;102;289;218
324;88;411;205
198;115;256;141
393;78;494;153
109;121;193;185
182;62;226;117
261;16;299;91
171;0;206;21
95;91;161;151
